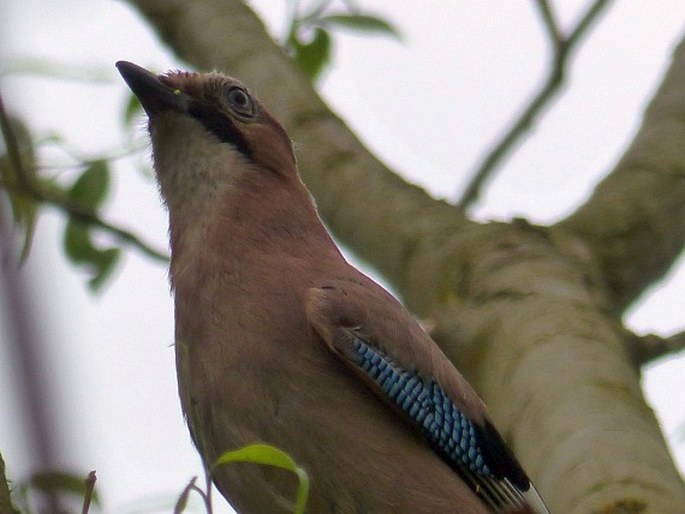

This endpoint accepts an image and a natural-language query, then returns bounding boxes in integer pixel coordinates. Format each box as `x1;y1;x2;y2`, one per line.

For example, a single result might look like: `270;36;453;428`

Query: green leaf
318;13;401;40
214;444;310;514
62;160;119;289
290;28;332;81
63;220;120;291
22;470;100;506
64;220;90;261
86;247;120;290
67;160;110;210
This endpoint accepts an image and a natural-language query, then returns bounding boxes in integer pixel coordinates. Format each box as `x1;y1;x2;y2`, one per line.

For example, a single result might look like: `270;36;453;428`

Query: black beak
116;61;186;115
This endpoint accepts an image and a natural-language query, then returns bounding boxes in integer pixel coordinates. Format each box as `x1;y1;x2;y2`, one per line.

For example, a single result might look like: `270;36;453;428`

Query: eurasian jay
116;61;550;514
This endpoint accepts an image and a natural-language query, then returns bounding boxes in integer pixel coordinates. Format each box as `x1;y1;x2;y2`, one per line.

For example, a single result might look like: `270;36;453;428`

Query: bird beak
116;61;187;115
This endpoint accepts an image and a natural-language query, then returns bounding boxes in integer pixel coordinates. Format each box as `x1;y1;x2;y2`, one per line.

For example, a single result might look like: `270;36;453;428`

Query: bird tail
503;484;550;513
523;485;550;514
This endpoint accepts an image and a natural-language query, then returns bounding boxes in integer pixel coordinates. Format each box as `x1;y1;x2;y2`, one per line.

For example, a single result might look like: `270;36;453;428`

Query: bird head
116;61;297;224
116;61;336;274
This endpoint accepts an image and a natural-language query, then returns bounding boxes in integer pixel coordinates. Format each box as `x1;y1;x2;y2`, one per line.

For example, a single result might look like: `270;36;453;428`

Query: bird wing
305;280;549;514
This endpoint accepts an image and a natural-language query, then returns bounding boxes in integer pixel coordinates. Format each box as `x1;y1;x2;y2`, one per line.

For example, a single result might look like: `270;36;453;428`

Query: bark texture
125;1;685;512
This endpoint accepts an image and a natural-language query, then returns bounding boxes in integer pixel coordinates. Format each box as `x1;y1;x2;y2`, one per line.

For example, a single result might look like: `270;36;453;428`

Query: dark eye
226;87;253;116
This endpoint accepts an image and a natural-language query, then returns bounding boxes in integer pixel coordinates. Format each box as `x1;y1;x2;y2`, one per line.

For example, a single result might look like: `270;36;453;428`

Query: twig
534;0;562;45
173;476;213;514
457;0;614;210
17;182;168;261
0;91;168;263
627;330;685;367
36;136;149;172
192;480;213;514
81;471;96;514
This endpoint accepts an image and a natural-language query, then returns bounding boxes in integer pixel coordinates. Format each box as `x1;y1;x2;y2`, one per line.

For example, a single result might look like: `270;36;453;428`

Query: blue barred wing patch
351;338;492;478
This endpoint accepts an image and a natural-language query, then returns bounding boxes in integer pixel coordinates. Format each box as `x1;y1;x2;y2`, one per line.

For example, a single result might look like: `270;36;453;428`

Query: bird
116;60;550;514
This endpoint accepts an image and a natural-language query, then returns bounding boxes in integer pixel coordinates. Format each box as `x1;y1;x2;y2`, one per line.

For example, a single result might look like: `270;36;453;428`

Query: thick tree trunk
125;1;685;511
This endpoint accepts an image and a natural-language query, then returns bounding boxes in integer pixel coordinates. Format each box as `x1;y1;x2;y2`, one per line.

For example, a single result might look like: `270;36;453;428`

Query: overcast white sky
1;1;684;512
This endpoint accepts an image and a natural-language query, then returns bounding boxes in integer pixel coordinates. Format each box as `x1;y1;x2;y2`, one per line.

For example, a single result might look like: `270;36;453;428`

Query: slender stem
81;471;96;514
568;0;613;48
534;0;562;45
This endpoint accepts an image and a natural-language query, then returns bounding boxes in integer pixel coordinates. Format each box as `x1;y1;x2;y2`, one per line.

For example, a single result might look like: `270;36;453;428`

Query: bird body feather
116;61;549;514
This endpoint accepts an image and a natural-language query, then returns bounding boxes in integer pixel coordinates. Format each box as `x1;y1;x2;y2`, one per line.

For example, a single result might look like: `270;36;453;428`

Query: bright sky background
1;1;684;512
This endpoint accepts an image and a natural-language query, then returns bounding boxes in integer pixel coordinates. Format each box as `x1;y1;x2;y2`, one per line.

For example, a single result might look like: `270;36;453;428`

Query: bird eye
226;87;254;116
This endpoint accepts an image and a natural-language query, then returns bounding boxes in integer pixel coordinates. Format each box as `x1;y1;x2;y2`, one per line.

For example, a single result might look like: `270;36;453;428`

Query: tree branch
457;0;613;210
558;37;685;310
627;330;685;367
0;92;169;263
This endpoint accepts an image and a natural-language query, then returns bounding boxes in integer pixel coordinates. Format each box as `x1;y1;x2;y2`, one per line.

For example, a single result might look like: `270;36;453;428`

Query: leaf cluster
284;0;400;81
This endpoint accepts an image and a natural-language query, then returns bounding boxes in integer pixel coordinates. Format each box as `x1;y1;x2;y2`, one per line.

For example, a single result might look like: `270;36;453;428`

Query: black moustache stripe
188;100;253;159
